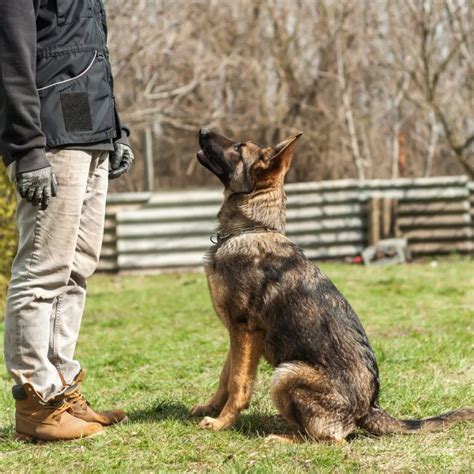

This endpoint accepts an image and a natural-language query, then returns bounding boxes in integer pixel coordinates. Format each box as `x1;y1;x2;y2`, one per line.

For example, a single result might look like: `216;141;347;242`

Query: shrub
0;161;17;304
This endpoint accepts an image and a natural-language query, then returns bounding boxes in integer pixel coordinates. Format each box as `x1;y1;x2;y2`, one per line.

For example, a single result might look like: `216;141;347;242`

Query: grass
0;261;473;472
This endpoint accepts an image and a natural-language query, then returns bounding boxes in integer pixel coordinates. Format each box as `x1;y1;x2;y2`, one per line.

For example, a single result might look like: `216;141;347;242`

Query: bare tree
104;0;473;191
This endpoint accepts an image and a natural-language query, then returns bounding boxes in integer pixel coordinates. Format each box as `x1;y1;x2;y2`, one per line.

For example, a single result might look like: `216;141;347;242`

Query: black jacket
0;0;129;169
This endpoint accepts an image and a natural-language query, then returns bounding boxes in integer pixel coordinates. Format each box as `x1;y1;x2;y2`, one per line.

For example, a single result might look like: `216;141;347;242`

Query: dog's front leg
199;327;263;431
190;351;231;417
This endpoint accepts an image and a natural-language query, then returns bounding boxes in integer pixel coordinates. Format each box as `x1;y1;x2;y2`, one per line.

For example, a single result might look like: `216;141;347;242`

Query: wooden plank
316;187;468;201
398;214;471;228
118;252;205;269
286;190;361;206
286;180;360;193
117;205;220;222
359;176;468;188
118;236;210;253
106;193;152;215
291;231;364;246
147;189;222;206
97;258;118;271
286;204;364;220
398;200;470;214
106;192;152;204
106;203;150;214
101;233;116;243
409;241;472;254
117;221;216;237
401;228;472;240
305;245;363;259
286;217;364;233
99;246;117;257
359;187;468;201
104;217;116;230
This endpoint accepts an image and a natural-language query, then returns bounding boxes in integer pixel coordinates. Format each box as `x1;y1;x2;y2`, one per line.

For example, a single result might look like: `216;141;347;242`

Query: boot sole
15;429;105;443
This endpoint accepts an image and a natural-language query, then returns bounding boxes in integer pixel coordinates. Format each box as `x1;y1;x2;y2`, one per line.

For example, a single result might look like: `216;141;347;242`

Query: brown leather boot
14;384;104;442
65;370;128;426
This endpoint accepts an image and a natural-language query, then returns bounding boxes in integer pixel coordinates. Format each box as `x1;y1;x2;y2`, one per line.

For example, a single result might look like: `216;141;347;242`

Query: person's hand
109;143;134;179
16;166;58;210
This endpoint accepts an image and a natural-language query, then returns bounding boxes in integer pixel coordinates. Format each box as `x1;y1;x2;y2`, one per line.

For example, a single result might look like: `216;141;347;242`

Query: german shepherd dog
191;128;473;442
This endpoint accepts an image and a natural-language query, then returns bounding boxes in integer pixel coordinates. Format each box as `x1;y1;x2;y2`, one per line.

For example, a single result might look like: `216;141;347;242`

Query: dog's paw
190;403;215;417
199;416;226;431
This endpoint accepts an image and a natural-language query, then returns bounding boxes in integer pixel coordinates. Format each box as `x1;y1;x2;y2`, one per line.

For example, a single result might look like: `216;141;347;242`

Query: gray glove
109;143;134;179
16;166;58;210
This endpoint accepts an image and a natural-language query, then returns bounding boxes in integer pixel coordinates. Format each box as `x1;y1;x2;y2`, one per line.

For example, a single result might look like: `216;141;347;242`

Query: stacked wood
99;176;473;271
99;192;151;271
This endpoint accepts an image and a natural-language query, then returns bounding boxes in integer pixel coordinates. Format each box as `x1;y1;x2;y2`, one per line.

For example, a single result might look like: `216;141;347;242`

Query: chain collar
210;226;279;246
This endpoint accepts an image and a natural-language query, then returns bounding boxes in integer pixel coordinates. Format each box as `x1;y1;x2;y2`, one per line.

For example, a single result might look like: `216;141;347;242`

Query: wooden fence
99;176;473;271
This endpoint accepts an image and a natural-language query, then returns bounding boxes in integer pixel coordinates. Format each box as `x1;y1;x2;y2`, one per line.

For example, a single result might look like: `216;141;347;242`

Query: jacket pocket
56;0;93;25
37;51;97;93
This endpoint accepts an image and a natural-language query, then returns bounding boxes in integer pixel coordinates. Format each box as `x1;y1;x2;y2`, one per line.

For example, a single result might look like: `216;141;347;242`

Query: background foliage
0;164;17;303
106;0;474;191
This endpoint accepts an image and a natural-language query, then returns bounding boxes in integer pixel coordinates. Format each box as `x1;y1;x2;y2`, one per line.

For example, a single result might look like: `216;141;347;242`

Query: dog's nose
199;128;211;137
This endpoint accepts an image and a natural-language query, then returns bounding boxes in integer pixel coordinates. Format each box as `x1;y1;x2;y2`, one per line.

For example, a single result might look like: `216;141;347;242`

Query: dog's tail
359;406;474;435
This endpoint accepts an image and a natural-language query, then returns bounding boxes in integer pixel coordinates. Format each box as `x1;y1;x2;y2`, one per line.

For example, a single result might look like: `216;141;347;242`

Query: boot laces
41;398;71;420
66;384;89;410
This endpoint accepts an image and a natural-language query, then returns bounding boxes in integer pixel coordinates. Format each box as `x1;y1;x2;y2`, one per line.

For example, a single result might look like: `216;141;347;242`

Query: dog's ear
262;132;303;172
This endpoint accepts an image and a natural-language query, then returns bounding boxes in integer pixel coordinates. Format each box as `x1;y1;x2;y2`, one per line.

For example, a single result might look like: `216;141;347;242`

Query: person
0;1;134;442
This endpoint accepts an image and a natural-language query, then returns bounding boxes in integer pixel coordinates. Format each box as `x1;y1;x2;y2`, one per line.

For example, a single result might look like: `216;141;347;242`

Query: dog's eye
234;143;244;152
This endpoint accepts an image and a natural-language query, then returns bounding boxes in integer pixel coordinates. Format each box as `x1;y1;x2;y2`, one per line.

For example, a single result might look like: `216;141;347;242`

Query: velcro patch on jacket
60;92;93;132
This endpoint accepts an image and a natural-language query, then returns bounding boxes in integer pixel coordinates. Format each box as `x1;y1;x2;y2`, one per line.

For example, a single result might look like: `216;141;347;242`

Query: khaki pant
4;150;108;400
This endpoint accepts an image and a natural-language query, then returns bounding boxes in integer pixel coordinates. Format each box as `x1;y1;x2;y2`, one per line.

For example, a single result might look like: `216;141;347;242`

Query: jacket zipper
37;50;98;92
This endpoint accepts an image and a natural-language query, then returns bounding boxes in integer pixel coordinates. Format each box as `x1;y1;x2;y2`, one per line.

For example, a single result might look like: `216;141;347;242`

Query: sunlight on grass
0;261;472;471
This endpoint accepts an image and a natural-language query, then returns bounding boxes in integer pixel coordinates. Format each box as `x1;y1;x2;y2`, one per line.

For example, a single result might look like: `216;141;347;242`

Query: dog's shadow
128;399;369;442
128;399;191;424
128;398;288;436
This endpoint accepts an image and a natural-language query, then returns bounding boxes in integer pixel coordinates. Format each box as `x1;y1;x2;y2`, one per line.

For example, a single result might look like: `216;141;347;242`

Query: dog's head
196;128;302;195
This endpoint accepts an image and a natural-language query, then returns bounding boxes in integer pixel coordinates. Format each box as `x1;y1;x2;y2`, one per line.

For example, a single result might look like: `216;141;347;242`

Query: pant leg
49;152;109;385
4;150;92;400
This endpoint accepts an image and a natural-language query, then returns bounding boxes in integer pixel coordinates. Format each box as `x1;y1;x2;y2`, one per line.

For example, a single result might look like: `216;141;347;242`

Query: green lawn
0;261;473;472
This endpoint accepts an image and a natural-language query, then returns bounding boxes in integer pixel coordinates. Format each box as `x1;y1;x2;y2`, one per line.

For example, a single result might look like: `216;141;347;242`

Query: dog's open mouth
196;149;224;175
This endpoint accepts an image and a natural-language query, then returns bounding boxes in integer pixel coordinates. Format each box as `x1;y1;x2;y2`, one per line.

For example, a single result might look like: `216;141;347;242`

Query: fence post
368;197;380;245
143;127;154;192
